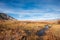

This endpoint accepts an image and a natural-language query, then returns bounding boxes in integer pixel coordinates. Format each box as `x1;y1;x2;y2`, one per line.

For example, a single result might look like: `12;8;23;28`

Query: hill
0;13;16;20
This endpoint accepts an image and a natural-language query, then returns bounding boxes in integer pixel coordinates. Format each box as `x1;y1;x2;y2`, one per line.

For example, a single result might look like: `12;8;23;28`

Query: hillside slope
0;13;16;20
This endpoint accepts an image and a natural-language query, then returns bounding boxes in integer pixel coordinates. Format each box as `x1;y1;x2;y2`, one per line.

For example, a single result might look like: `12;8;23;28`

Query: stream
36;25;51;36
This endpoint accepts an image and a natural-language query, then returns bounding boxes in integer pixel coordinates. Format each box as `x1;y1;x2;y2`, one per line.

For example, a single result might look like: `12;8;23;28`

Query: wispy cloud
0;0;60;20
0;4;60;20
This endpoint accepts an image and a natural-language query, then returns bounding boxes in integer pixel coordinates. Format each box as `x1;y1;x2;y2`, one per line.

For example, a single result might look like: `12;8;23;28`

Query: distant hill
0;13;16;20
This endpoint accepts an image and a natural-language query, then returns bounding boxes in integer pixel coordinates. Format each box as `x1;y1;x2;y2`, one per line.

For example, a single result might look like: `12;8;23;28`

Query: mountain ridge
0;13;16;20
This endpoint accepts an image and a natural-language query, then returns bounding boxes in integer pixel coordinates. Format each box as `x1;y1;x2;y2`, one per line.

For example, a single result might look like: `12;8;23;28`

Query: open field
0;20;60;40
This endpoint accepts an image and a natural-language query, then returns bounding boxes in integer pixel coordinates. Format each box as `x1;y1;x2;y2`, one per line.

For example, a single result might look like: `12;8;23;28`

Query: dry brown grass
0;20;60;40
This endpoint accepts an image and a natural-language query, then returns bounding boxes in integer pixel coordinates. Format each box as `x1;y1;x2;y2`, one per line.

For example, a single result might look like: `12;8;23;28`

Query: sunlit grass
0;20;60;40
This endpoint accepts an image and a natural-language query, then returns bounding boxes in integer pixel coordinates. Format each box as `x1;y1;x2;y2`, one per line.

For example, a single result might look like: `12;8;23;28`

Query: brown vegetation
0;20;60;40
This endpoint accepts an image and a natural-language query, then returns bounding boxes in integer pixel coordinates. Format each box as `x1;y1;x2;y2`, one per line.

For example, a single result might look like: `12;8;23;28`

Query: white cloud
0;7;60;20
0;2;60;20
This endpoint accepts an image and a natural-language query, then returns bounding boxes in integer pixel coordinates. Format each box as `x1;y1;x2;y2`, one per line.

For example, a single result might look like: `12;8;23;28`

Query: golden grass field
0;20;60;40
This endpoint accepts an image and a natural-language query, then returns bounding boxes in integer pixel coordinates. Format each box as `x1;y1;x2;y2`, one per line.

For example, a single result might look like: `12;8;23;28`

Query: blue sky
0;0;60;20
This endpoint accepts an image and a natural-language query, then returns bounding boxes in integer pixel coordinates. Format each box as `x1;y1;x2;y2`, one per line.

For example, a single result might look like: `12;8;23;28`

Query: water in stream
36;25;51;36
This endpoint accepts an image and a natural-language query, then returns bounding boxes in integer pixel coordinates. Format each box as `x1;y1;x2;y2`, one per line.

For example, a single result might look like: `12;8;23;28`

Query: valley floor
0;21;60;40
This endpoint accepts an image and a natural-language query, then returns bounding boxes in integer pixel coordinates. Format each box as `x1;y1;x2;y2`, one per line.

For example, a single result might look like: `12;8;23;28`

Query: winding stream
36;25;51;36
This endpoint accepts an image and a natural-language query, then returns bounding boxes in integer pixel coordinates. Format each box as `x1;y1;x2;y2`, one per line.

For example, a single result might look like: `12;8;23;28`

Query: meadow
0;20;60;40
